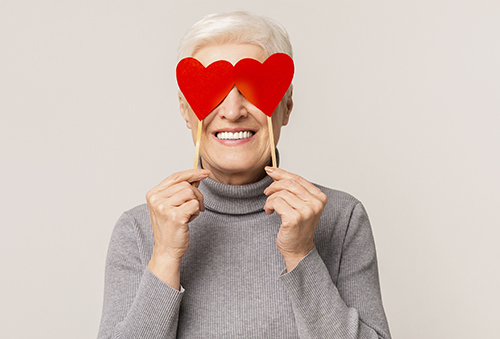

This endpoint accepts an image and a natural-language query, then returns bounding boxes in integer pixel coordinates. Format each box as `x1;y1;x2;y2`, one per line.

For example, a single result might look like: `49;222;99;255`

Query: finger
156;197;200;225
264;179;313;202
265;167;323;197
264;196;300;225
156;169;211;191
178;199;201;223
265;189;307;212
265;190;320;222
161;181;206;212
264;190;296;215
165;188;202;212
187;209;200;223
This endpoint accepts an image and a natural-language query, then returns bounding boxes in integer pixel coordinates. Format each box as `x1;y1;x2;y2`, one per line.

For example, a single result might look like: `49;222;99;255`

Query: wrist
148;252;182;290
281;246;315;272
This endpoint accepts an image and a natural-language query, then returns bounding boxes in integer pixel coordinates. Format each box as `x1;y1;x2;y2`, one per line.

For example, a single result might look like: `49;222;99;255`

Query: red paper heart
176;58;233;120
234;53;294;117
176;53;294;120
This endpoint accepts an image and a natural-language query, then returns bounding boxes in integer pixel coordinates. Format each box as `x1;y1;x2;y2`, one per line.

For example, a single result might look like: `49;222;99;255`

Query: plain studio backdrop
1;1;499;338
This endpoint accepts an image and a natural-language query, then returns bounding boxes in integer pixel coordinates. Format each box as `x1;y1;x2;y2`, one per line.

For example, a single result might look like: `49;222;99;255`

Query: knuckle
157;202;168;214
188;198;199;208
176;186;189;198
319;193;328;205
314;195;328;212
180;181;191;188
273;191;285;200
186;189;198;201
176;187;193;201
147;193;158;205
169;172;182;182
302;207;314;220
275;196;286;204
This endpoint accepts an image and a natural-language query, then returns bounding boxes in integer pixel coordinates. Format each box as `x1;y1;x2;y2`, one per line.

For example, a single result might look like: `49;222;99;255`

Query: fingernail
265;166;274;173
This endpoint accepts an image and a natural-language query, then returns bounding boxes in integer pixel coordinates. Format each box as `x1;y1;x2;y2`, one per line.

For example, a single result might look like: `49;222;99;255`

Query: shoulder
310;183;372;234
309;184;373;273
122;203;150;223
108;203;153;261
312;183;361;214
111;203;151;241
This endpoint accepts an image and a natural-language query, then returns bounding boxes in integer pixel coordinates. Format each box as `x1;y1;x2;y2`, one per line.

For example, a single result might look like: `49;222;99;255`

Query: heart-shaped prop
176;53;294;171
176;53;294;120
234;53;294;117
176;58;233;120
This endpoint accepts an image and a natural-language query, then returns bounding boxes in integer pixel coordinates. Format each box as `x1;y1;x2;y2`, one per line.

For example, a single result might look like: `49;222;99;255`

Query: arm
98;169;209;338
97;212;184;339
279;203;391;339
263;167;390;338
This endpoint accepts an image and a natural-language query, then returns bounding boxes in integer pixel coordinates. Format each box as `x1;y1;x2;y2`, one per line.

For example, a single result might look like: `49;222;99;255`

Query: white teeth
216;131;254;140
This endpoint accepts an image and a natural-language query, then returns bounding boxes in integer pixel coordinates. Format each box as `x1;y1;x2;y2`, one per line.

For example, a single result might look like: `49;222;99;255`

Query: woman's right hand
146;169;210;289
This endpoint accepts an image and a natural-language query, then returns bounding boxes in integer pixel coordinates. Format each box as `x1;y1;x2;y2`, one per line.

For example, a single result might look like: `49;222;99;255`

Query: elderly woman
98;11;391;339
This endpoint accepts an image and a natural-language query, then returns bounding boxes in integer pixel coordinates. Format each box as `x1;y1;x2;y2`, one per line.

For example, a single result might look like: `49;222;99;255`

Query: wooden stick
267;116;277;168
191;119;203;187
193;119;203;169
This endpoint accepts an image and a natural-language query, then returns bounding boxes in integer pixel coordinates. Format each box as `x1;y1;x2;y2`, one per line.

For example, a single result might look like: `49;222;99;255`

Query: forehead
193;43;266;67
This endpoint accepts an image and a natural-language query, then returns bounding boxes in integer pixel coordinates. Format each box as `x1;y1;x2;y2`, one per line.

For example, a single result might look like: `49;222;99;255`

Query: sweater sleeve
279;203;391;339
97;212;184;339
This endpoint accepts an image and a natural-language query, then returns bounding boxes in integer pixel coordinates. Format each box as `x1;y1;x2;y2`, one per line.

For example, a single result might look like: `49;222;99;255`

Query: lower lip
212;132;256;145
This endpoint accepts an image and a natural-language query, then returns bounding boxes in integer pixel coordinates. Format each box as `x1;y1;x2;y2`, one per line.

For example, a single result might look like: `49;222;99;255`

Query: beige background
1;1;499;338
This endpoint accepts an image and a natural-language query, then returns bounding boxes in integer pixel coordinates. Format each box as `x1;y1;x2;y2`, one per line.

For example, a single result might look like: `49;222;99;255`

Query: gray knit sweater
97;174;391;338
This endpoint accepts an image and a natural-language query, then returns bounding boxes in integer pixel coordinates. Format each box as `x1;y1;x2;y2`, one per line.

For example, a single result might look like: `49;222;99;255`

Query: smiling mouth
216;131;255;140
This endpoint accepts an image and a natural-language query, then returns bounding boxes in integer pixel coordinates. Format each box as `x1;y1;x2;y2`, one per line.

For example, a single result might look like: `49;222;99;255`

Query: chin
218;159;259;173
204;153;266;174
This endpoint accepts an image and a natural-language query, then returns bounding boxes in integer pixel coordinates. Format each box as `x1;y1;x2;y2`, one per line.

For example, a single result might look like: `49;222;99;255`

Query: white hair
178;11;293;60
177;11;293;110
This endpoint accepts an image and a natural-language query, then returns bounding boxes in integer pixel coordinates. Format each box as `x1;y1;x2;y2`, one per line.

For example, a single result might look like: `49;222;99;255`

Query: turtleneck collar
197;149;279;215
198;174;273;215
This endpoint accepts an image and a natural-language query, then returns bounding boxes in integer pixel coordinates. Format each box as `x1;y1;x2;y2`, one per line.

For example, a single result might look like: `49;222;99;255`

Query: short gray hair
177;11;294;108
178;11;293;60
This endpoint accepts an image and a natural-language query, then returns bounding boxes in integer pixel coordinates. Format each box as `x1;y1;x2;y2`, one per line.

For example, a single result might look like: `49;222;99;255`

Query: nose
217;86;248;121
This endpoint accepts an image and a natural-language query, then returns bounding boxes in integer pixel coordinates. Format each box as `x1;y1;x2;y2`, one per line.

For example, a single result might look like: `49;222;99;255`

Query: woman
98;11;391;339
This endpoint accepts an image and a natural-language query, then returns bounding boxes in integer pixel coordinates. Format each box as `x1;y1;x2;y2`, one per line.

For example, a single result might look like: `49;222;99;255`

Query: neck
201;160;271;186
199;149;279;185
207;167;268;185
198;172;274;215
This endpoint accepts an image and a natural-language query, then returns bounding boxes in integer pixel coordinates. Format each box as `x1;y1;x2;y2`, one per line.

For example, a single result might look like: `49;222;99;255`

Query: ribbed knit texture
98;174;391;339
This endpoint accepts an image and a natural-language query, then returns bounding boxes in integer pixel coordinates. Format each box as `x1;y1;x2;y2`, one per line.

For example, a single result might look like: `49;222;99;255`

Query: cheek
271;111;285;134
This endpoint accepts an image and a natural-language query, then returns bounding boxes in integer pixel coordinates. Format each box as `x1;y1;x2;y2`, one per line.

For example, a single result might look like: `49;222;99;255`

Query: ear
281;89;293;126
178;92;193;130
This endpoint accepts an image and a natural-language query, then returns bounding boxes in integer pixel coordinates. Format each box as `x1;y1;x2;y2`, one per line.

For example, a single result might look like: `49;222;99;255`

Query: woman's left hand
263;167;328;271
